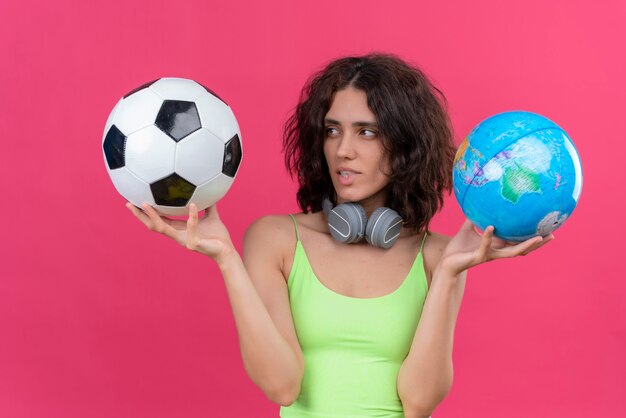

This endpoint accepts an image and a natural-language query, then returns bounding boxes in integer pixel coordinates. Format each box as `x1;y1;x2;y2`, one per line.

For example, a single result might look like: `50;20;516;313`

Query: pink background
2;0;624;416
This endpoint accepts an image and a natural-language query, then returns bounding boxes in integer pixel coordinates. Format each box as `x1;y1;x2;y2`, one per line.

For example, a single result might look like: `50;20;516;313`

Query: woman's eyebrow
324;118;377;127
352;121;377;127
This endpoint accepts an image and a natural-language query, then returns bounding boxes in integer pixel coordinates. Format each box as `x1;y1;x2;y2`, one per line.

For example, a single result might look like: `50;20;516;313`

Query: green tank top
280;215;429;418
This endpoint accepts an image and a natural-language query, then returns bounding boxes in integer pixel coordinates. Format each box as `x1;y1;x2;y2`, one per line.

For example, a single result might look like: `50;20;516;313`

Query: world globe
452;111;583;242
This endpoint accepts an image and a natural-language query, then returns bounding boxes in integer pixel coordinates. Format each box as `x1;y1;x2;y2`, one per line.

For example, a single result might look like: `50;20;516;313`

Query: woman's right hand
125;202;235;263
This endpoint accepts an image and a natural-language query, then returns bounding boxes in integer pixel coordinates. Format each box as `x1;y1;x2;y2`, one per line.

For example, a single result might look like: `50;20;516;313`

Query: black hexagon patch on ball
150;173;196;206
222;134;242;177
155;100;202;142
103;125;127;170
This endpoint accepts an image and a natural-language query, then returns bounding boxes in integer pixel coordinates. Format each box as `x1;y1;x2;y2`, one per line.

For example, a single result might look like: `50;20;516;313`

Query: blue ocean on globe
452;111;583;242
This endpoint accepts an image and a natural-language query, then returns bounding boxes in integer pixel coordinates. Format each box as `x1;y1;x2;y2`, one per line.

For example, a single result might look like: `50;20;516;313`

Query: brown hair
283;53;456;233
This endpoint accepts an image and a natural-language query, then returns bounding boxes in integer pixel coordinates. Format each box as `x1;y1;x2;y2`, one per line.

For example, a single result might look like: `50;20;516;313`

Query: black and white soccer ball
102;78;242;216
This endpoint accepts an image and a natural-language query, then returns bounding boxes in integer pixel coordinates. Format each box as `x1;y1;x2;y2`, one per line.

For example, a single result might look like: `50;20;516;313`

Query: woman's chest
284;236;427;298
286;241;429;359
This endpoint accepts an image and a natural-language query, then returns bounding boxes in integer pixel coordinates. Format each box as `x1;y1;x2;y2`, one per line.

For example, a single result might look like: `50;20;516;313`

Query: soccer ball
102;78;242;216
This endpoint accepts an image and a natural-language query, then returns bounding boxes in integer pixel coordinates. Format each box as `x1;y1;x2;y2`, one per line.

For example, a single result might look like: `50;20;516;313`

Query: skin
125;86;554;416
323;87;391;217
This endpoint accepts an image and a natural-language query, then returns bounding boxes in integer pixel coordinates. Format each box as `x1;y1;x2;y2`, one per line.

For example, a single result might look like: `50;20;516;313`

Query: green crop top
280;214;429;418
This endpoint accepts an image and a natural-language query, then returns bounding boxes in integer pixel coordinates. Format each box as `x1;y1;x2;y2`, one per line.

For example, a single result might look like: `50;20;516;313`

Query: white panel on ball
152;204;188;217
112;88;164;135
175;128;225;185
192;174;235;210
125;125;176;183
195;93;240;142
149;78;207;102
109;167;156;207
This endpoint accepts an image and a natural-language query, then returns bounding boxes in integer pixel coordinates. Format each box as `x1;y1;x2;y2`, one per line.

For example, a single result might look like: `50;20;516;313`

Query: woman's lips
337;170;358;185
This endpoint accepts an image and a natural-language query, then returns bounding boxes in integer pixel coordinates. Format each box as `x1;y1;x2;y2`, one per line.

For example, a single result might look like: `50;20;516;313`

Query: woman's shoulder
244;213;297;244
246;211;324;235
244;212;323;280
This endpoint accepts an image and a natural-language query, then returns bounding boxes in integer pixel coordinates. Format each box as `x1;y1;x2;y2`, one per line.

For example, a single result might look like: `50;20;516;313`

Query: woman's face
323;87;391;213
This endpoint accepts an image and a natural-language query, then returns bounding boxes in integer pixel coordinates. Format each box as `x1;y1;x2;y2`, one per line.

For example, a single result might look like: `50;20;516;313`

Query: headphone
322;197;404;249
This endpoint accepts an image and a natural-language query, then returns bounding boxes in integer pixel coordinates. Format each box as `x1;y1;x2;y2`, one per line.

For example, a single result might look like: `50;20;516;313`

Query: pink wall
2;0;624;416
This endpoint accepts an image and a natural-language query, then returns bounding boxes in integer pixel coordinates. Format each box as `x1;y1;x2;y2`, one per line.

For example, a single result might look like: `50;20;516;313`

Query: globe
452;111;583;242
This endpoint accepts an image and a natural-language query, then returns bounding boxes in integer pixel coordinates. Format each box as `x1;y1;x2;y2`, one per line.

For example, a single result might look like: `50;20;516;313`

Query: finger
477;226;494;260
188;203;199;228
205;204;221;221
126;202;151;226
202;205;222;222
141;203;175;236
186;203;199;249
498;235;544;258
520;234;554;255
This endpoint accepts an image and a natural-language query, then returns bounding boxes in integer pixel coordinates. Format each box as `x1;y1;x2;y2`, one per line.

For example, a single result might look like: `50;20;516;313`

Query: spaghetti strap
419;231;428;253
288;214;300;242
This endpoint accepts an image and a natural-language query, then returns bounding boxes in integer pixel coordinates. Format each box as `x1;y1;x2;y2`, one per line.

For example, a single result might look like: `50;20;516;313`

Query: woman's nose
336;134;356;158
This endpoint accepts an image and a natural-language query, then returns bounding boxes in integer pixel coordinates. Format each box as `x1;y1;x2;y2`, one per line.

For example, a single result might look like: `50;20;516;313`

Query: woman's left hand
437;219;555;277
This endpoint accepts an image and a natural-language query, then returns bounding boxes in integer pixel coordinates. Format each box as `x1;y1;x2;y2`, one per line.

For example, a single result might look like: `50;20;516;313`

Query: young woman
126;54;553;418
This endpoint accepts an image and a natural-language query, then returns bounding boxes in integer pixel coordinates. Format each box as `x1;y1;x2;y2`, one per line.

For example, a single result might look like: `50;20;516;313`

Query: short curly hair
283;53;456;233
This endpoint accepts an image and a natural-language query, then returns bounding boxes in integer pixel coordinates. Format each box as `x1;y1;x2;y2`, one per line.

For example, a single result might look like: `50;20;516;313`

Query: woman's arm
397;220;553;417
223;215;304;405
126;204;303;405
397;242;464;418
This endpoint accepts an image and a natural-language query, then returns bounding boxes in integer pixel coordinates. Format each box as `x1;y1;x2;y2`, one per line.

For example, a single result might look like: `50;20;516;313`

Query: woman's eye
325;127;339;136
361;129;377;137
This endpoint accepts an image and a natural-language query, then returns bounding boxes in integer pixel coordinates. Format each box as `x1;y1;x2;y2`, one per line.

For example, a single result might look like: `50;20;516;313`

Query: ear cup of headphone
365;207;404;249
324;199;368;244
